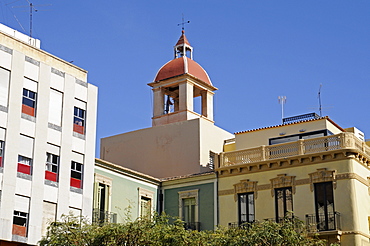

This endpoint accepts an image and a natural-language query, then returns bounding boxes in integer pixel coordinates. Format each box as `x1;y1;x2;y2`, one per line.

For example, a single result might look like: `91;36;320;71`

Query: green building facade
162;173;217;231
94;158;160;223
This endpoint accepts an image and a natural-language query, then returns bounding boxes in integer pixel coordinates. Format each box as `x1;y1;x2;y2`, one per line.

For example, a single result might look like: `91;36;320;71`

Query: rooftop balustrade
219;132;370;168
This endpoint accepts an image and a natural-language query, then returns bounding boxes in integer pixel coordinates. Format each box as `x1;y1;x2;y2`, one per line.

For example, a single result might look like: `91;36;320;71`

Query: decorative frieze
25;56;40;66
178;189;199;207
270;174;296;196
233;179;258;201
308;168;336;192
76;79;88;88
0;44;12;54
51;67;65;77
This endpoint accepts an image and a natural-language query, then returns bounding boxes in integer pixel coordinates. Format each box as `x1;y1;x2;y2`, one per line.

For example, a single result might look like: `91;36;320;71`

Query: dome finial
177;14;190;32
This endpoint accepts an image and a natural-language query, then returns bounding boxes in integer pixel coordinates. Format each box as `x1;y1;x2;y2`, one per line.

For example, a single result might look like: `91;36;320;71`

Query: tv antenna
318;84;322;117
177;14;190;31
11;0;51;38
278;96;287;123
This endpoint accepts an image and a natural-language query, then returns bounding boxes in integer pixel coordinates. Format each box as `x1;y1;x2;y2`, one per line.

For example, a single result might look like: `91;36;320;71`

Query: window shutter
14;195;30;213
19;135;34;158
23;77;37;92
0;128;5;140
0;67;10;106
48;89;63;126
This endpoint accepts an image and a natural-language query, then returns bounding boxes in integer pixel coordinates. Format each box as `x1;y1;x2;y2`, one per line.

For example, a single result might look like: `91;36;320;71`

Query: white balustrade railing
220;133;370;168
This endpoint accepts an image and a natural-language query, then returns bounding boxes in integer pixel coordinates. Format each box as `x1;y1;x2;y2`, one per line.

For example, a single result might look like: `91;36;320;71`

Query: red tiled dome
154;56;212;85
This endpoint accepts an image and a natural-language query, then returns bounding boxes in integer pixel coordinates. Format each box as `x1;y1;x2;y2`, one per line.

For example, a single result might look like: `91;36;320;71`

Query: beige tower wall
101;118;233;178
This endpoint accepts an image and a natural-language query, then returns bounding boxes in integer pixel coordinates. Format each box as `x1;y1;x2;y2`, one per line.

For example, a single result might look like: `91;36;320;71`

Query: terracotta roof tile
154;57;212;85
176;30;190;46
235;116;345;135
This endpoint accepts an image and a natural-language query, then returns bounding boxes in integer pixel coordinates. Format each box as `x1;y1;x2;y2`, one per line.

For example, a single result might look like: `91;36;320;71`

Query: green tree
39;214;331;246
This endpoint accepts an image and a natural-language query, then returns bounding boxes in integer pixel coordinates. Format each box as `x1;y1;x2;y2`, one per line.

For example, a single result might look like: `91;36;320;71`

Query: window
18;155;32;175
93;174;114;223
0;140;4;167
269;130;331;145
178;189;199;230
275;187;293;221
48;89;63;127
238;193;255;225
183;197;196;224
314;182;335;231
22;88;37;117
13;211;28;237
70;161;83;189
45;153;59;182
140;196;152;218
97;183;108;212
73;107;85;134
0;67;10;107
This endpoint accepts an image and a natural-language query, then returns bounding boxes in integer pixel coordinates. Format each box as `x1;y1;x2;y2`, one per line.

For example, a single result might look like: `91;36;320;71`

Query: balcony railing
184;222;200;231
220;132;370;168
305;212;341;232
92;209;117;224
228;221;255;229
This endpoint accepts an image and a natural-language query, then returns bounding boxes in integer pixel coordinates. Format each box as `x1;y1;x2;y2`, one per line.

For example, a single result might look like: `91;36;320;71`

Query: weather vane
177;14;190;31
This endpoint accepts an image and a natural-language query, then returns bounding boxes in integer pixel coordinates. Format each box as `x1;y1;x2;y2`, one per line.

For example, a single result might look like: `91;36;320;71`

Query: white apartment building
0;24;97;245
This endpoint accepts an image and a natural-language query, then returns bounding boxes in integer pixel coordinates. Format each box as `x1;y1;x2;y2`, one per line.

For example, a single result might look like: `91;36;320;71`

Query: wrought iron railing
228;221;254;229
305;212;341;232
263;216;295;224
184;222;200;231
92;209;117;224
220;132;370;168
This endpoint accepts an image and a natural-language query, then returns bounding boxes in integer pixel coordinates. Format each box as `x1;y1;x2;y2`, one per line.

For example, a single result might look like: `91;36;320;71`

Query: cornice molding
217;150;357;178
218;171;370;197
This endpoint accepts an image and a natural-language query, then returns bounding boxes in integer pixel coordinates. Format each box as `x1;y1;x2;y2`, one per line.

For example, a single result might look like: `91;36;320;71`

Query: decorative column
153;87;164;118
179;81;193;112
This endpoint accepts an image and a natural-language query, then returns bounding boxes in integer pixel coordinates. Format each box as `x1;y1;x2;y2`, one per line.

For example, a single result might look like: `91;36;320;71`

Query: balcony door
314;182;335;231
275;187;293;221
238;193;255;225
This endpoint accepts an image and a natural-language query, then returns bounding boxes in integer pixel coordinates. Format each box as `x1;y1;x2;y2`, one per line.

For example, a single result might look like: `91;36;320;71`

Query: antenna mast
11;1;51;38
318;84;323;117
278;96;287;123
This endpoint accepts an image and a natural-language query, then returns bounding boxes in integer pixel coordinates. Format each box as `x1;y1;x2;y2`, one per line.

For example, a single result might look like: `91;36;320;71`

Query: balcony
219;132;370;169
184;222;200;231
305;212;341;232
92;209;117;224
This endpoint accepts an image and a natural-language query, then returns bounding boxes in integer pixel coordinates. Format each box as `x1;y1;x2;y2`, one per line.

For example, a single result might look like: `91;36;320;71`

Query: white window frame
13;211;28;227
138;187;154;218
71;161;83;181
46;153;59;173
94;173;112;212
178;189;199;223
18;155;32;166
74;107;85;127
22;88;37;114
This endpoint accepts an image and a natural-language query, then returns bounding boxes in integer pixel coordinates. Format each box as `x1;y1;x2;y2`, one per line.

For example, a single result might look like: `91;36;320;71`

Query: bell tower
148;31;217;127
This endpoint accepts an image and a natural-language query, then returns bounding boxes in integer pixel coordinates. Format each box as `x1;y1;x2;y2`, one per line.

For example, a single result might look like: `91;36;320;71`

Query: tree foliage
39;214;332;246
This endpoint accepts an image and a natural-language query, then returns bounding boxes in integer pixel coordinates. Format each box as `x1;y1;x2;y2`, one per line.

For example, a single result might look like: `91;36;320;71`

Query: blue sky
1;1;369;156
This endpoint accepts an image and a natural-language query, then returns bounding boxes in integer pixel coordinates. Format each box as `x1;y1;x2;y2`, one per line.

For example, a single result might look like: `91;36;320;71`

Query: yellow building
217;113;370;245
